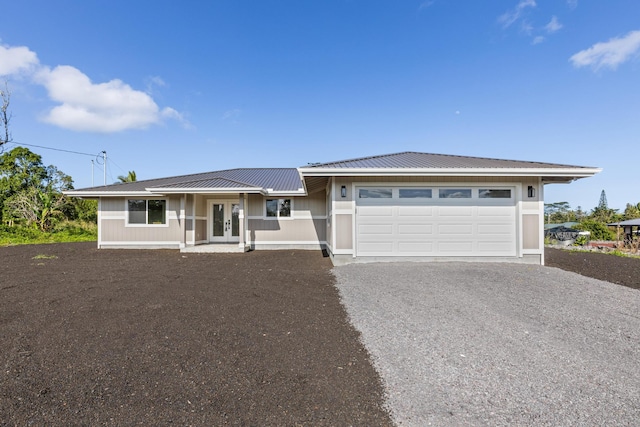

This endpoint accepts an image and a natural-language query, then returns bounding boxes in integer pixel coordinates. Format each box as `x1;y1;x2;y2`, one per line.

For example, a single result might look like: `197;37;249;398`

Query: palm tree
117;170;137;183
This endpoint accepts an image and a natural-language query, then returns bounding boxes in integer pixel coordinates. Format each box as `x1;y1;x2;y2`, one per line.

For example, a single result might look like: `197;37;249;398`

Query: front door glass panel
213;203;224;237
231;204;239;237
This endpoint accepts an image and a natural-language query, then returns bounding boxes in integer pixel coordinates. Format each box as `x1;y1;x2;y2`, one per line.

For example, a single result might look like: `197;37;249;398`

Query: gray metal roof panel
609;218;640;226
302;151;596;170
71;168;303;193
150;177;258;190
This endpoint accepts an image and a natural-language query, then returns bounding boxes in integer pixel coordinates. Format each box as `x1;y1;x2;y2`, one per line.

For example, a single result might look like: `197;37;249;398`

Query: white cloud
520;21;534;36
545;16;562;33
418;1;434;11
0;42;184;133
498;0;536;29
0;44;39;76
567;0;578;9
36;65;170;132
532;36;545;45
222;108;241;121
570;30;640;70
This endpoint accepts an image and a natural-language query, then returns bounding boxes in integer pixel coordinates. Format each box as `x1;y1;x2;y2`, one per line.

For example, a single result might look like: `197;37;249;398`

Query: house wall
246;192;326;248
99;196;184;248
328;175;544;263
326;180;333;248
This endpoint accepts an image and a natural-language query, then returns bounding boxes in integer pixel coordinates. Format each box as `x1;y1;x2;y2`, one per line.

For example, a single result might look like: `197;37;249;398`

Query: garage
355;186;517;257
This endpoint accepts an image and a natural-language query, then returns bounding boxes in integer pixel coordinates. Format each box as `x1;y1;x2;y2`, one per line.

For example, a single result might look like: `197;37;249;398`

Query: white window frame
264;198;293;220
125;198;169;227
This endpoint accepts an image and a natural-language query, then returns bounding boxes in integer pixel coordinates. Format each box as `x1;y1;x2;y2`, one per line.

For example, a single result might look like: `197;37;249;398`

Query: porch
180;243;248;253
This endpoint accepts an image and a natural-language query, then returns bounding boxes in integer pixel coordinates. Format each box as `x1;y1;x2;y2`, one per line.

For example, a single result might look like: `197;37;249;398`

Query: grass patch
32;254;58;260
559;247;640;259
0;221;97;246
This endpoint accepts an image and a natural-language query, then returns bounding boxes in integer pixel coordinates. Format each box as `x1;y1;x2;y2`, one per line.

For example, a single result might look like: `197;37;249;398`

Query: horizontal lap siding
100;196;182;244
101;219;182;241
248;219;326;242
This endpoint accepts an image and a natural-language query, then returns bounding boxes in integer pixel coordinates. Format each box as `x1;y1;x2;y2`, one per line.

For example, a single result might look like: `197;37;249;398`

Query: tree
623;202;640;220
4;187;67;231
117;170;137;183
0;147;73;225
590;189;619;224
597;189;608;210
0;82;11;152
544;201;573;223
574;219;616;241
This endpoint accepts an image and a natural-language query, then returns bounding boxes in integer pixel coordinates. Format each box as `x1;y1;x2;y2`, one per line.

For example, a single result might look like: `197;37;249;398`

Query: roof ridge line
147;175;260;189
304;151;413;167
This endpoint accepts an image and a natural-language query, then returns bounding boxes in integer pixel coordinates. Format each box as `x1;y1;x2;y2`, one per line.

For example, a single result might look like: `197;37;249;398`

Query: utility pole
102;151;107;186
91;160;94;187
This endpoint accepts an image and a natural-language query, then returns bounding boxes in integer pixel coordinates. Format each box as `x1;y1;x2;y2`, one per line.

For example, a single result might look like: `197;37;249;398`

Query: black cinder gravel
334;261;640;426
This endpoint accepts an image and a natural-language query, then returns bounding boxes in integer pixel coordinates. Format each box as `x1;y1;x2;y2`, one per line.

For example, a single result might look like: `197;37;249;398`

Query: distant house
64;151;600;265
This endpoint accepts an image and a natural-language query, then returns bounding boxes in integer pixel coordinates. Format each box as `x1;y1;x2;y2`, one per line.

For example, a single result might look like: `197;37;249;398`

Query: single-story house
64;151;600;265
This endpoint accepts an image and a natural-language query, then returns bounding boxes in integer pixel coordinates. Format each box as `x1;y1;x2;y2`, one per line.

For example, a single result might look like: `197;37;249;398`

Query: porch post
238;193;246;250
179;194;186;249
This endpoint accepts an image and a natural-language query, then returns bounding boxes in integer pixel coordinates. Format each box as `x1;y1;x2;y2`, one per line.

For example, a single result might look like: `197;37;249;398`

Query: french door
209;200;240;243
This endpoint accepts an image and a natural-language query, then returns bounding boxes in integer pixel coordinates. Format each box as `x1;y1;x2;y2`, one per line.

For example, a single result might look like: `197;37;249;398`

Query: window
266;198;291;218
359;188;392;199
127;199;166;225
479;189;512;199
439;189;472;198
399;189;432;198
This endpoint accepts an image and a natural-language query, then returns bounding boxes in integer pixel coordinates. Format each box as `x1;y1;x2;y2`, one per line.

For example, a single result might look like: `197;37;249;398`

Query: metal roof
68;168;303;195
65;151;600;197
609;219;640;227
301;151;596;170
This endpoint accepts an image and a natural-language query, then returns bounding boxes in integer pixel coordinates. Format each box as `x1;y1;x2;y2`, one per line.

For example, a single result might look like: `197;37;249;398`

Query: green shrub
574;234;588;246
0;221;97;246
574;220;616;241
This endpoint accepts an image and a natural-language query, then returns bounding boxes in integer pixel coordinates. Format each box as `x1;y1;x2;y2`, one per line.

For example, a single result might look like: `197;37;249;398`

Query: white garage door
356;186;517;257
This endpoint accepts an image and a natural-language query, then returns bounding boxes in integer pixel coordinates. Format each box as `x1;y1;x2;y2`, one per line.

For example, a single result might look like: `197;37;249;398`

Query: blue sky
1;1;638;211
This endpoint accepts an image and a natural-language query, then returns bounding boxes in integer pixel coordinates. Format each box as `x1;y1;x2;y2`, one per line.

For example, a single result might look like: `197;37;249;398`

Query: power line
8;140;99;157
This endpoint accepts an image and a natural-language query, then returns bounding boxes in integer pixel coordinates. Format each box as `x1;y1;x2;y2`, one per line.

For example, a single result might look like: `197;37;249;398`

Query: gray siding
99;195;183;246
248;218;326;243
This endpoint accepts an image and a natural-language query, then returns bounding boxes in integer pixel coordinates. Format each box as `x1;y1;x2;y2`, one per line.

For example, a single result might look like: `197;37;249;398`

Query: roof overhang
64;188;308;197
63;190;166;197
147;186;263;194
299;167;602;183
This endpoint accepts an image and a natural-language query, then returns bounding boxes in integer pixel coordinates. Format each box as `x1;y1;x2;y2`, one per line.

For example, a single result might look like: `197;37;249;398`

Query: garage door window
439;189;472;198
359;188;392;198
399;189;432;198
479;189;512;198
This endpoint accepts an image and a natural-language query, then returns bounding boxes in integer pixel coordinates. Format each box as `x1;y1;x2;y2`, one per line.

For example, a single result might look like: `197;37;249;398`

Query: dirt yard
545;247;640;290
0;243;391;426
2;243;637;425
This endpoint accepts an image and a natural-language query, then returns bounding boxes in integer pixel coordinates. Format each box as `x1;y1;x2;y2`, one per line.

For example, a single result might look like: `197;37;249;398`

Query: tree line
545;190;640;240
0;147;97;231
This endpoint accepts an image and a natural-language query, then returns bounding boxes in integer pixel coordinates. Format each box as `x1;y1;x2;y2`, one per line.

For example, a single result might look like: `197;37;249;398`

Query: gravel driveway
334;262;640;426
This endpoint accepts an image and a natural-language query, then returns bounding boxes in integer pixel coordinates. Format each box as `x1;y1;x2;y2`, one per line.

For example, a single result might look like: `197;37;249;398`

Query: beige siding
195;219;207;241
326;184;333;247
100;197;124;215
248;194;263;217
195;195;207;217
523;214;540;250
101;219;182;242
100;195;183;244
294;192;326;217
335;214;353;250
248;218;326;242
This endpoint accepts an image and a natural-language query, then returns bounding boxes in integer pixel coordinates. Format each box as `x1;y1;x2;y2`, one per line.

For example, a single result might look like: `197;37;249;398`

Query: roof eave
298;167;602;178
147;187;264;194
262;189;307;197
63;190;166;197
